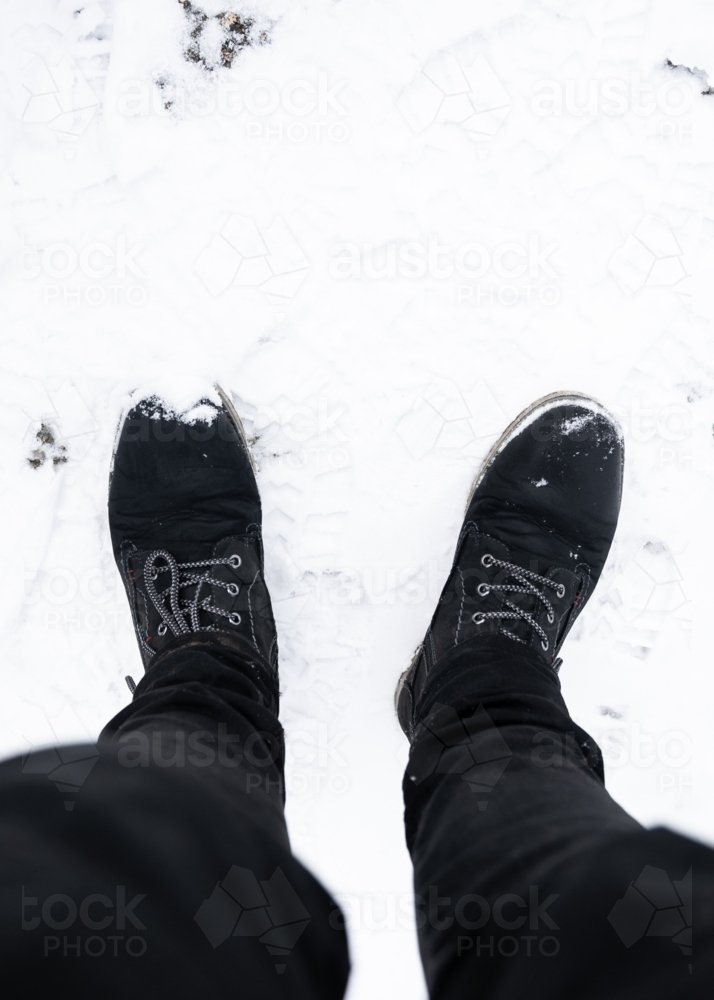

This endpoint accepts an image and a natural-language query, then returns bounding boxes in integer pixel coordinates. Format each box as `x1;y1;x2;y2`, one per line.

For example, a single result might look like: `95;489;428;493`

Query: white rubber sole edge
214;384;257;475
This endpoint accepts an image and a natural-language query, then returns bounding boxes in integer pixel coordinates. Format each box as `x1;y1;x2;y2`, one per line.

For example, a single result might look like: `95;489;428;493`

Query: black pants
0;633;711;996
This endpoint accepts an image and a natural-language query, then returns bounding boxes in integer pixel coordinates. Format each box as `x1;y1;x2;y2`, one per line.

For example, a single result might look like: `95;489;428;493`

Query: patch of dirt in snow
177;1;272;69
27;423;68;469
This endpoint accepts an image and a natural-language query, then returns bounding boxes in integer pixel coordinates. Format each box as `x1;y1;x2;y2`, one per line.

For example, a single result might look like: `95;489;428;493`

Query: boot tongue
470;501;582;575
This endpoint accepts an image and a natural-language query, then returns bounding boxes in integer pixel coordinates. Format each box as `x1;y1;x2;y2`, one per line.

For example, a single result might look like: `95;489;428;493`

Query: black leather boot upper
108;390;277;671
397;394;624;741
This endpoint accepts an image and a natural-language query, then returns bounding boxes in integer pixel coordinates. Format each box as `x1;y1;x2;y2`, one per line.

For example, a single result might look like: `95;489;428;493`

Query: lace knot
144;549;242;639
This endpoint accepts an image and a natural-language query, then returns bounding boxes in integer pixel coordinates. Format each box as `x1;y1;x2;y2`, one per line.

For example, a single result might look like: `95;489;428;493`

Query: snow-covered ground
2;0;714;995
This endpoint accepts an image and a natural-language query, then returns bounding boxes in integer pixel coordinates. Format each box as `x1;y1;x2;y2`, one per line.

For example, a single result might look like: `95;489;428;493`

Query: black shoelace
144;550;243;638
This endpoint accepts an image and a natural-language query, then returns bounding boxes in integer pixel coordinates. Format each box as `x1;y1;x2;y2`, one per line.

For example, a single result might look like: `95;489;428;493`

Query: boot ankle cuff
414;633;559;729
150;629;272;671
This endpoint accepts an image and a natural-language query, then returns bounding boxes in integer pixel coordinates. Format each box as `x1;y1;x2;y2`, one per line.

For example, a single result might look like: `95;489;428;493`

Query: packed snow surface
2;1;714;996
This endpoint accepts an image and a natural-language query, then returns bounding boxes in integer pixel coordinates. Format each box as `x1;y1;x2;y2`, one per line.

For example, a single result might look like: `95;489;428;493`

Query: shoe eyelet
541;639;549;651
149;568;158;582
229;612;242;626
557;584;565;598
477;583;490;597
547;612;555;624
228;554;242;569
472;613;486;625
481;554;495;568
227;583;239;596
157;622;168;636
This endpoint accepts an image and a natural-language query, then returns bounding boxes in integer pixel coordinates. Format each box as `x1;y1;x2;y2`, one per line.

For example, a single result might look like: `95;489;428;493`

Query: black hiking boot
396;392;624;741
108;386;277;672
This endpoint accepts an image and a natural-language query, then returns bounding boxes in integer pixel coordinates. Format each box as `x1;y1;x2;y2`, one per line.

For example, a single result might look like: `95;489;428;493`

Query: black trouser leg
0;633;349;998
404;635;714;999
101;631;290;841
